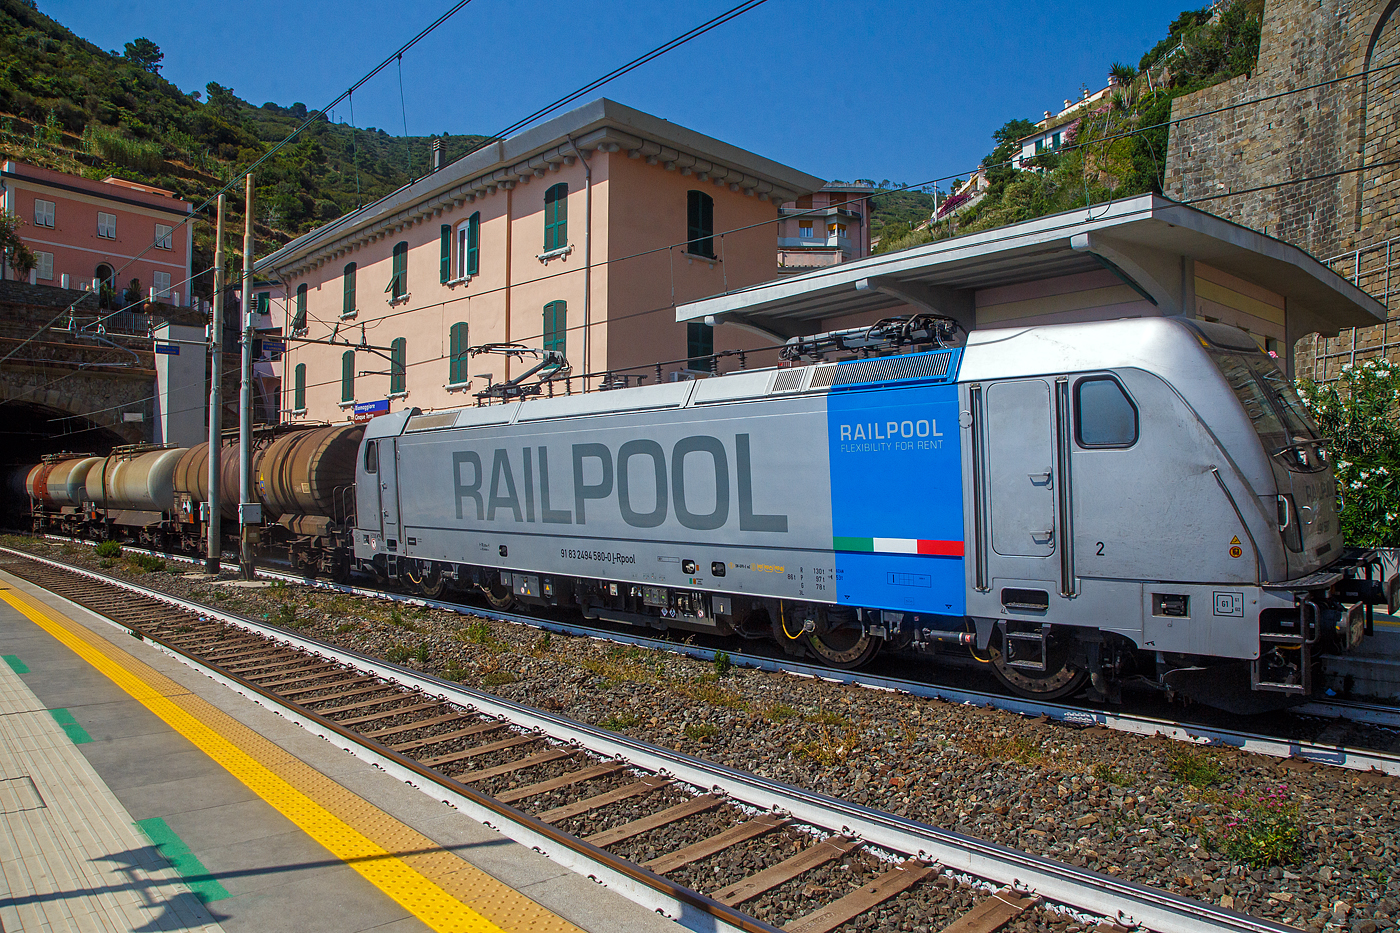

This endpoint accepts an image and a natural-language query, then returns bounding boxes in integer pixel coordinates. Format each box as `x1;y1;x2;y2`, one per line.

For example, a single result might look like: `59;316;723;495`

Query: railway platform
1322;611;1400;700
0;568;684;933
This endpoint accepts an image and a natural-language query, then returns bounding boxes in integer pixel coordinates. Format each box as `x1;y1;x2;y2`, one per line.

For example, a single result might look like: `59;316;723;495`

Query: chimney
1044;110;1052;121
432;138;442;173
1064;99;1072;110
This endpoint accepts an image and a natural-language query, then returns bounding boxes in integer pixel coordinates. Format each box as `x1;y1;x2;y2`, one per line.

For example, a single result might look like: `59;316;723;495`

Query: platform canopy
675;195;1386;368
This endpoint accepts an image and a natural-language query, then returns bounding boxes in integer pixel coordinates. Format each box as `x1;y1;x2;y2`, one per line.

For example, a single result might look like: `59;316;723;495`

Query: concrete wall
152;323;206;446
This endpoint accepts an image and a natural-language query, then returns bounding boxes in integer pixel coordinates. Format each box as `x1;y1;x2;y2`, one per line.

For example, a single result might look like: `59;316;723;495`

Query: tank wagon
350;317;1395;706
26;424;362;576
25;316;1396;706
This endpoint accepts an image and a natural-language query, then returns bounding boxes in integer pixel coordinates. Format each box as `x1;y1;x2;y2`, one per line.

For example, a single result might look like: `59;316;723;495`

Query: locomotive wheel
415;563;447;599
806;627;883;669
988;634;1089;700
482;579;516;611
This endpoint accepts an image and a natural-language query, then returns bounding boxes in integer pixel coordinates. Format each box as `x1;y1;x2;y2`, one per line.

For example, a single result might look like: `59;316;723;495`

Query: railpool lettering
452;434;787;532
837;419;941;441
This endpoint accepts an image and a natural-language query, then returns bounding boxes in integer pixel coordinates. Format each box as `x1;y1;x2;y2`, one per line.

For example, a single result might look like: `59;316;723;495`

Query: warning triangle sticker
1230;535;1242;545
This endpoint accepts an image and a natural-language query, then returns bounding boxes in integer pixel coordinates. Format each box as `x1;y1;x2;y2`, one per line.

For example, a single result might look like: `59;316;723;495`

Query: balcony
779;206;864;222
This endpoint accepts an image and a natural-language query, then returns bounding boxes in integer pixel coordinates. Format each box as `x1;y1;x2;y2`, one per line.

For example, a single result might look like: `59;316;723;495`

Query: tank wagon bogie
23;316;1395;709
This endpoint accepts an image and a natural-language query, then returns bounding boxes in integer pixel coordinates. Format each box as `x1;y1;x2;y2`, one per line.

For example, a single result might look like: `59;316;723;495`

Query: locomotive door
377;438;401;545
985;379;1057;563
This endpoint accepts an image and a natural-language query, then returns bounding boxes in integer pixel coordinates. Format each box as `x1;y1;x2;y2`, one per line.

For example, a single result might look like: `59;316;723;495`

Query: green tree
123;37;163;74
0;212;36;279
204;81;237;117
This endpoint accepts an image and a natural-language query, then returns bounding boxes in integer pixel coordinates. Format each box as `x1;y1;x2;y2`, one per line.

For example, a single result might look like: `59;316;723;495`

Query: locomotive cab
958;317;1388;708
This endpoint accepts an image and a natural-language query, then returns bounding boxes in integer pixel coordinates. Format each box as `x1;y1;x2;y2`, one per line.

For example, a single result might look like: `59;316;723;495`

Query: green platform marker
48;708;92;744
135;817;231;903
3;655;27;673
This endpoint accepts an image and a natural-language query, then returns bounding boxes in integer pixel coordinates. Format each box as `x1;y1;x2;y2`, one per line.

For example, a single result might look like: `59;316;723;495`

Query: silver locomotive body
338;315;1385;703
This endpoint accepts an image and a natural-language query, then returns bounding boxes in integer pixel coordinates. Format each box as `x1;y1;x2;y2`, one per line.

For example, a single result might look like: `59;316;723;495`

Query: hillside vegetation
0;0;487;298
875;0;1266;254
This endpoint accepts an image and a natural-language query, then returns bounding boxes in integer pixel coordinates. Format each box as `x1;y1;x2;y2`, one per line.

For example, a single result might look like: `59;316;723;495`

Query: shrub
684;723;718;741
1218;786;1303;867
269;603;297;627
713;650;732;678
411;644;430;663
600;712;640;730
385;645;411;663
1298;359;1400;546
1166;748;1224;787
131;554;165;573
481;671;517;686
94;541;123;558
462;621;492;644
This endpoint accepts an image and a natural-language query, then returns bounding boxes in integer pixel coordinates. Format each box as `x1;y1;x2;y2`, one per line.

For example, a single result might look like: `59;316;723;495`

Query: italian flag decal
833;537;964;557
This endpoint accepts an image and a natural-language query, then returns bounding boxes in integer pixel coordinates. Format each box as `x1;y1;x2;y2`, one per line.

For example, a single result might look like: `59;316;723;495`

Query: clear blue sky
44;0;1190;187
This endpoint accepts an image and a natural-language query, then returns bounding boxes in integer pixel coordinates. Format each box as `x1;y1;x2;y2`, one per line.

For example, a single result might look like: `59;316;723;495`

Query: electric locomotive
347;316;1394;709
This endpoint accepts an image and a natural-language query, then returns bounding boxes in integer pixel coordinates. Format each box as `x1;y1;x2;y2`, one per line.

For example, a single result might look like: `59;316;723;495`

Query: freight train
21;316;1397;709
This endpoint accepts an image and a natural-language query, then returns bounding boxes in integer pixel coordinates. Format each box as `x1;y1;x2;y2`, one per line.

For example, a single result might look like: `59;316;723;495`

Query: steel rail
31;535;1400;770
31;535;1400;771
0;545;1298;933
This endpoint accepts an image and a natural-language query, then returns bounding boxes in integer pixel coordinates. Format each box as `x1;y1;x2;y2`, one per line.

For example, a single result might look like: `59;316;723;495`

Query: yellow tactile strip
0;585;585;933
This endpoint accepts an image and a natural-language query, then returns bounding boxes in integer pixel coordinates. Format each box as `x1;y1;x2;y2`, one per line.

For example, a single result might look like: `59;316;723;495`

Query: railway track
26;535;1400;775
0;545;1299;933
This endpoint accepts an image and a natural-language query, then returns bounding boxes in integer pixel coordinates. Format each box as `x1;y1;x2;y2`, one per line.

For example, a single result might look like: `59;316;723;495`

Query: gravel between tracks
8;537;1400;933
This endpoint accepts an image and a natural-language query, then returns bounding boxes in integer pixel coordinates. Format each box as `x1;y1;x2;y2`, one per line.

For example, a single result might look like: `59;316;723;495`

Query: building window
293;363;306;412
292;284;307;333
1035;139;1044;154
155;223;173;250
1052;131;1062;149
390;241;408;300
342;262;356;316
459;212;480;277
390;337;407;395
449;322;469;385
154;271;172;298
544;183;568;251
687;322;714;370
35;250;53;281
34;199;55;228
97;211;116;239
687;190;714;258
799;222;813;238
543;300;566;355
440;224;451;284
341;350;355;402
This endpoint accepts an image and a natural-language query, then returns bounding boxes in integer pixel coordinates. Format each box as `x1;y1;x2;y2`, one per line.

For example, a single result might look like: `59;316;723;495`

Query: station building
1;161;193;307
254;99;823;423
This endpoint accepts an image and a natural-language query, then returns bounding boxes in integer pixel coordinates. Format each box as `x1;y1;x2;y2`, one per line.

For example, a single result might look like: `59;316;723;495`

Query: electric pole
205;193;225;573
238;174;258;580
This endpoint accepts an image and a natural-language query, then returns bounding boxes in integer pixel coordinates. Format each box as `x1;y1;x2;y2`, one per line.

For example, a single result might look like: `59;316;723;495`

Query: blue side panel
826;378;966;615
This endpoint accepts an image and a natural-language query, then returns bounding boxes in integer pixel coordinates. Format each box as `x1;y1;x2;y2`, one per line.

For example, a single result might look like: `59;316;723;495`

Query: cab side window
364;441;378;474
1075;376;1138;448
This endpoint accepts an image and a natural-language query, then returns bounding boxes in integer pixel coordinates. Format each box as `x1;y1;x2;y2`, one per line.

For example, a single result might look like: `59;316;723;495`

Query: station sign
154;343;179;355
262;340;286;354
353;399;390;423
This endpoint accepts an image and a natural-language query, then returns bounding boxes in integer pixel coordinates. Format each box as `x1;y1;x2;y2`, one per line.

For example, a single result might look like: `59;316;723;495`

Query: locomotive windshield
1210;351;1321;449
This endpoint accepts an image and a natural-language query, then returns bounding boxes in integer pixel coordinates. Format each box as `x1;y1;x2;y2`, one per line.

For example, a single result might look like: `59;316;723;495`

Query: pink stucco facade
260;100;824;424
2;161;193;305
776;183;873;272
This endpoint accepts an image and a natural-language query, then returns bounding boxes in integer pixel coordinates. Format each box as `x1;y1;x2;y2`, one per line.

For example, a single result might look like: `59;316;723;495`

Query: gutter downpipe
566;136;592;391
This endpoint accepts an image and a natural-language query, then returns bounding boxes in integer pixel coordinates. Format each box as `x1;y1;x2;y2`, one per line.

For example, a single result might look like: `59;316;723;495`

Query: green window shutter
341;350;355;402
543;301;566;354
467;212;480;276
390;337;406;394
391;242;408;299
440;225;451;283
544;184;568;251
343;263;356;315
255;291;270;316
687;191;714;258
687;322;713;370
293;284;307;332
449;321;469;385
294;363;306;411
